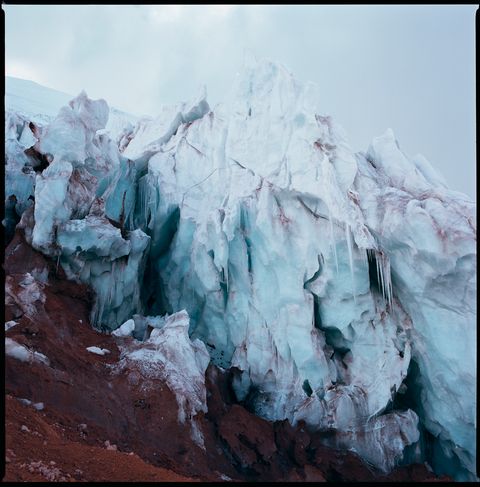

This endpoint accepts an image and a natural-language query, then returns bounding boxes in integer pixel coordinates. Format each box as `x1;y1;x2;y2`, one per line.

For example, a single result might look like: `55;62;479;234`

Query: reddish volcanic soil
3;395;195;482
3;229;451;482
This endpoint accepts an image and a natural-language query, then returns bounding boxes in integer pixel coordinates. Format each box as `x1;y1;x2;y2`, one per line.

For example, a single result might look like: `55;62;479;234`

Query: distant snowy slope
5;76;139;139
6;76;72;121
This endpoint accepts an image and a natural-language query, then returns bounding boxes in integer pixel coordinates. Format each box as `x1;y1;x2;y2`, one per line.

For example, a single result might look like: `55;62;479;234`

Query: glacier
4;58;476;480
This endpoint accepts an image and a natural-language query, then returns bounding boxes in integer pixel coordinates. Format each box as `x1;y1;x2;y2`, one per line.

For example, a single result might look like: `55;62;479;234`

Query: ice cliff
4;58;476;480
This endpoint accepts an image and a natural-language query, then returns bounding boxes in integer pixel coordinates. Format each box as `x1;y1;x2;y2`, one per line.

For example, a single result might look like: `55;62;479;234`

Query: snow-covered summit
3;57;476;480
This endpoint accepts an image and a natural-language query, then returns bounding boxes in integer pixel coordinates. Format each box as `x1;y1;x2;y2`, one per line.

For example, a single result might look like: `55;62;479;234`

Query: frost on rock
4;58;476;480
116;310;210;448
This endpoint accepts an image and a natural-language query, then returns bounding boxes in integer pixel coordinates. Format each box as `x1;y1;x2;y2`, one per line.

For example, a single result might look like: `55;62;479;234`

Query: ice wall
4;58;476;479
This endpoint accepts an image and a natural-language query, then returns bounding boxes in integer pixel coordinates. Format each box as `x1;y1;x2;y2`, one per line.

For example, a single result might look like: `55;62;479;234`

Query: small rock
6;456;11;463
21;424;30;433
104;439;117;450
50;461;56;466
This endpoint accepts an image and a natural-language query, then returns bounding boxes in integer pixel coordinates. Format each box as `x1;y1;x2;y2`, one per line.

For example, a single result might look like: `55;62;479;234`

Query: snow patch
5;338;50;366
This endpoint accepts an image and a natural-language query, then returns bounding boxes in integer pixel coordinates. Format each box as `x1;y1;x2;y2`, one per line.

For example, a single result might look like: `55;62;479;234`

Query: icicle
375;252;381;297
372;250;394;309
144;178;150;228
384;255;393;308
345;223;356;303
225;264;229;294
110;260;116;302
97;290;105;329
361;248;368;273
90;301;97;328
367;248;393;309
379;255;385;302
328;212;339;274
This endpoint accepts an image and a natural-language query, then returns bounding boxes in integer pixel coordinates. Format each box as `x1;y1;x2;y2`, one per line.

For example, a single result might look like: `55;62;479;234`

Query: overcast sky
4;5;476;199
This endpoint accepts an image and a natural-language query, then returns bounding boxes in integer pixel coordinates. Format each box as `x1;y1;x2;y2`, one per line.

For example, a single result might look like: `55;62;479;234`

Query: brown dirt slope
4;395;195;483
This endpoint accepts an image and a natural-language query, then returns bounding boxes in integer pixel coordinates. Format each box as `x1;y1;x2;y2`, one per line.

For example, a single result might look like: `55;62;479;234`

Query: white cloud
3;5;476;198
148;5;186;24
6;60;43;84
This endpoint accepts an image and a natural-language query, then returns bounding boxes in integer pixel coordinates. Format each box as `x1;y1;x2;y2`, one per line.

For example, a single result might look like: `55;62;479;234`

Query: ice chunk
122;87;210;161
5;320;17;331
86;346;110;356
5;338;50;365
112;319;135;337
116;310;210;448
322;409;420;473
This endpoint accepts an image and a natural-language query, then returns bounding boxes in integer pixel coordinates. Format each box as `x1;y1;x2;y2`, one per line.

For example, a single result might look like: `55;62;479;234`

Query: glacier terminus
4;57;476;481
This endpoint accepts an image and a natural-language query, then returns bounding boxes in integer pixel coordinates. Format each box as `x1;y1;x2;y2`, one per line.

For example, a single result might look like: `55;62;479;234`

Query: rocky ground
3;228;451;482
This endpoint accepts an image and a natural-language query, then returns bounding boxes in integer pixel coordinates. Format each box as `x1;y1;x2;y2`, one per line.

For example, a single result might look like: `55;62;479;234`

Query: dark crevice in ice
239;204;253;275
140;206;181;316
385;358;422;415
323;328;350;359
312;295;323;330
302;379;313;397
220;267;228;308
245;237;253;275
367;250;382;296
